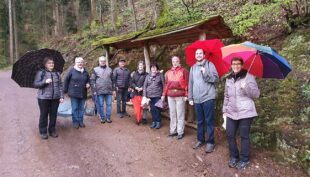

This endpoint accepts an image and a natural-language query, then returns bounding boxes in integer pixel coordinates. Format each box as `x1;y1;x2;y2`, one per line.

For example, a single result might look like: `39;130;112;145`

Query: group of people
33;48;260;170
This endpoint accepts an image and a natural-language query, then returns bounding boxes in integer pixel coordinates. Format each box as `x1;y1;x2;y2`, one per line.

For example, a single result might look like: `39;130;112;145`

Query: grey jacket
188;60;219;104
33;70;64;99
223;73;260;120
143;72;165;98
90;66;113;95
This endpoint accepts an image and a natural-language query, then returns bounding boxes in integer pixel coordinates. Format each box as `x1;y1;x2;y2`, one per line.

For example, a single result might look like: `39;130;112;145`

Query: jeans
116;88;128;114
70;97;86;124
38;99;60;134
194;99;215;144
150;97;161;122
226;117;253;162
168;96;185;135
96;94;112;120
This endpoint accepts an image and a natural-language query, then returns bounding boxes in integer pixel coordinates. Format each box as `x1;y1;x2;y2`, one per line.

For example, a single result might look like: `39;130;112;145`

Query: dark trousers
116;88;128;114
38;99;60;134
226;117;253;162
150;97;161;122
194;99;215;144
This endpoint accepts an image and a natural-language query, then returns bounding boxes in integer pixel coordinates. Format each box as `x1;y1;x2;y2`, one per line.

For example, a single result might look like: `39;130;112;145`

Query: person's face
119;61;125;67
151;66;157;73
99;59;106;66
171;57;180;68
138;63;144;70
195;49;205;61
76;60;84;69
231;60;243;73
45;60;54;71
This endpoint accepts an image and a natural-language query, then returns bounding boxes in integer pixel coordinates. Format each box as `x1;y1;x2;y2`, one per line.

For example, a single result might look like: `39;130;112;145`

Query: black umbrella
11;48;65;88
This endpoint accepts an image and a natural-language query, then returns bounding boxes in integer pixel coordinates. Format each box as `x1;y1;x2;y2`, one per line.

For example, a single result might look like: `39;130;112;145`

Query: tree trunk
110;0;116;31
91;0;97;21
8;0;14;64
143;45;151;73
12;0;18;60
130;0;137;31
73;0;80;29
53;1;59;36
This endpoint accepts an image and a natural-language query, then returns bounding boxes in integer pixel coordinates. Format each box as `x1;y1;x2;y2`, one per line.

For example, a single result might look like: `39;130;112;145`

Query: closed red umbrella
131;96;143;123
185;39;229;77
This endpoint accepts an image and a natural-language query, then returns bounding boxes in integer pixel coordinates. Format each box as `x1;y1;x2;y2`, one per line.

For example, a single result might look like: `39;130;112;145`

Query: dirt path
0;70;306;177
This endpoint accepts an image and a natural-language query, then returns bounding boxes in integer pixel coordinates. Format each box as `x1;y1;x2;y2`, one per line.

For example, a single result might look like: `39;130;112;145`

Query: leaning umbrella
185;39;230;77
11;48;65;88
221;41;292;79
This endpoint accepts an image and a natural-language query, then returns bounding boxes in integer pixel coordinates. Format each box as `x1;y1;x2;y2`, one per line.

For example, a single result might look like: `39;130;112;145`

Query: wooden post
104;46;110;67
199;31;206;40
143;44;151;73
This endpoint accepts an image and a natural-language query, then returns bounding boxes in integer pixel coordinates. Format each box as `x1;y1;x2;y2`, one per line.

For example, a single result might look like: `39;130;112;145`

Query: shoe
236;161;250;170
150;122;156;128
141;119;147;124
101;119;106;124
73;123;79;129
205;143;215;153
168;133;178;137
118;114;123;118
49;132;58;138
155;122;161;129
106;119;112;123
193;141;204;149
228;158;239;168
123;112;131;117
40;134;48;140
136;120;140;125
177;134;184;140
79;123;86;128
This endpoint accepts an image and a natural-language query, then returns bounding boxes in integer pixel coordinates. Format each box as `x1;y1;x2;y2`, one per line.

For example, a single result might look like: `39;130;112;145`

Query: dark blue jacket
64;68;90;99
112;67;131;89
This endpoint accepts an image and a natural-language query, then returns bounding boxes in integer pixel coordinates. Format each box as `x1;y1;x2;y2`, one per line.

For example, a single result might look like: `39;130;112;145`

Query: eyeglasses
231;63;242;66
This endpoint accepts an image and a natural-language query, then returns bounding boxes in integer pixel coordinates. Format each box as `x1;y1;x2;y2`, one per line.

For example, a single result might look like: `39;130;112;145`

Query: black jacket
64;68;90;99
131;71;148;96
33;69;64;99
112;67;131;89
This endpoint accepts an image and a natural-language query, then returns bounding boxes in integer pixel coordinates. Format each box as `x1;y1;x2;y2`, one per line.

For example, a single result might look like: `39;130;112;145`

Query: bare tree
129;0;137;31
8;0;14;64
12;0;18;60
110;0;116;31
91;0;97;21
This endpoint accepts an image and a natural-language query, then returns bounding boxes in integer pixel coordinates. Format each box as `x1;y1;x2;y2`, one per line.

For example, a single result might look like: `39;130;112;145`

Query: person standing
188;49;219;153
143;63;165;129
90;56;113;124
223;57;260;170
64;57;90;129
33;57;64;139
113;59;131;118
162;56;189;139
131;61;148;125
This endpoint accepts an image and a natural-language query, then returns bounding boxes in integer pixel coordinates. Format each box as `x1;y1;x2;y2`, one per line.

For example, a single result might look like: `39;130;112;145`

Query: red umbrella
131;96;143;123
185;39;229;77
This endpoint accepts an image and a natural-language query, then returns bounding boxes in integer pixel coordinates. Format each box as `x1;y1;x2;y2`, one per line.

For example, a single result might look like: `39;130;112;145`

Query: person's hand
240;81;246;89
139;88;143;92
135;87;140;91
183;97;188;101
161;96;165;101
200;67;205;74
113;91;116;97
189;100;194;106
45;78;52;84
60;98;64;103
93;92;97;96
86;83;90;88
128;88;132;92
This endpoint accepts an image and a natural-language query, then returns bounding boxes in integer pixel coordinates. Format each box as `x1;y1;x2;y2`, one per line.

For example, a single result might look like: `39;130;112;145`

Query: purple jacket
223;73;260;120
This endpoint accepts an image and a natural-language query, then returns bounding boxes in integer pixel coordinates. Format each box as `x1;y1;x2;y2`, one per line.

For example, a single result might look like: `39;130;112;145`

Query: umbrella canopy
185;39;229;77
11;48;65;88
221;41;292;79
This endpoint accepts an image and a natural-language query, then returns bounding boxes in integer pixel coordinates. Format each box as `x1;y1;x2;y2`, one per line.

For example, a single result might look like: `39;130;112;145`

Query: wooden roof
93;15;233;49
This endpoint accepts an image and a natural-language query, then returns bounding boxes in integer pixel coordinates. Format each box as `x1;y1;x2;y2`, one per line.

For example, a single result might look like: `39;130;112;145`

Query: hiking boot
106;119;112;123
40;134;48;140
73;123;79;129
150;122;156;129
205;143;215;153
228;158;239;168
168;133;178;137
118;114;123;118
123;112;131;117
141;119;147;124
49;132;58;138
177;134;184;140
236;161;250;170
155;122;161;129
100;119;106;124
193;141;204;149
79;123;86;128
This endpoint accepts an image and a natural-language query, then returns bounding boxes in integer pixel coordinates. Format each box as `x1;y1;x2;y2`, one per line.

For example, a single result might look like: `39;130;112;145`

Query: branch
181;0;191;17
